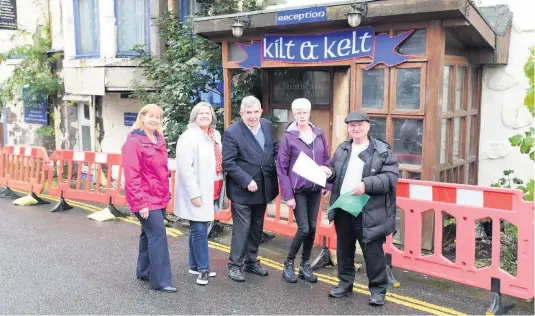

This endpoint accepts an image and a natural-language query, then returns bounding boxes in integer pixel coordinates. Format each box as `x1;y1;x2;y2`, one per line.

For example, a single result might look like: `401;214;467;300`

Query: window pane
468;116;476;157
466;116;472;157
471;69;479;109
440;119;447;163
395;68;421;110
361;69;385;109
443;66;451;112
453;117;460;160
396;30;427;55
369;117;386;141
117;0;148;53
408;172;421;180
394;119;423;165
81;125;91;151
83;105;90;120
455;67;466;111
77;0;100;55
271;70;330;105
228;42;247;61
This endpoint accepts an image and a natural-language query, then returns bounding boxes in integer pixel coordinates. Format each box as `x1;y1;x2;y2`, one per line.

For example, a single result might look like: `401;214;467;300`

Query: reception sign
235;26;413;70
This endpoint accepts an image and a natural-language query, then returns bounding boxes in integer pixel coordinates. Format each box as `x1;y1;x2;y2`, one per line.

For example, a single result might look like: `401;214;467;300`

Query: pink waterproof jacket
121;129;169;212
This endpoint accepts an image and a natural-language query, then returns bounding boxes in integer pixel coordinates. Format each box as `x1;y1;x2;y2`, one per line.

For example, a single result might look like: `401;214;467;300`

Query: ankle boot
299;261;318;283
283;260;298;283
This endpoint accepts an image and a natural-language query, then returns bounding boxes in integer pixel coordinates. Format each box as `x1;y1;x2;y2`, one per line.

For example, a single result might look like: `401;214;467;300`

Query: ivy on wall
132;0;264;156
0;23;62;137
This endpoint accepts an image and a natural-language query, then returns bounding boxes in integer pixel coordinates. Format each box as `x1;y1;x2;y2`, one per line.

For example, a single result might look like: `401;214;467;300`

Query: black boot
283;260;298;283
299;261;318;283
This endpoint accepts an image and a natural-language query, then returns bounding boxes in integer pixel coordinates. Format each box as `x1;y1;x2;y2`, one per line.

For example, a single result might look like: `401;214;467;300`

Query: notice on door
0;0;17;30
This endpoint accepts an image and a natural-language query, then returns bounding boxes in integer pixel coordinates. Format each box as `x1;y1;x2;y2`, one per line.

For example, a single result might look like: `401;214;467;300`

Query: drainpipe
89;95;97;152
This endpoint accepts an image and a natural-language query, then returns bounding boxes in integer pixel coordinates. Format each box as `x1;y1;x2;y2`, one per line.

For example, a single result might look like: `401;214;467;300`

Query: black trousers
133;209;173;289
287;191;322;262
334;210;388;295
228;202;266;269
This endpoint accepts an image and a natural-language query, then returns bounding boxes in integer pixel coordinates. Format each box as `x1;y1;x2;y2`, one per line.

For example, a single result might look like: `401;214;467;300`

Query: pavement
0;192;533;315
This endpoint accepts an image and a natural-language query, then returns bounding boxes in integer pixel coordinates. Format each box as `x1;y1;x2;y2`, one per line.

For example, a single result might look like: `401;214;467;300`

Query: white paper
292;152;327;187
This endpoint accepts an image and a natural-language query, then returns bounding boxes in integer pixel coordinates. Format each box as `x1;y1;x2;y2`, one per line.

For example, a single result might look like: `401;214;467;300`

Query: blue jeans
134;209;173;289
188;221;210;272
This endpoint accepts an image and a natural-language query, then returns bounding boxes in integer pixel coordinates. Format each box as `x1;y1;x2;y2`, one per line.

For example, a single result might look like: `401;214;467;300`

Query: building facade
1;0;533;188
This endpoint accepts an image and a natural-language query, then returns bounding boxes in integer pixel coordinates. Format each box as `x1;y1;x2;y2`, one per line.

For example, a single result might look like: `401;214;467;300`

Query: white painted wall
99;94;143;154
477;0;535;186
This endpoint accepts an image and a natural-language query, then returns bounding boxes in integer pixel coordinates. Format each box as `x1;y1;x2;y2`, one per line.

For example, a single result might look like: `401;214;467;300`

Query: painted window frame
73;0;101;58
180;0;197;22
114;0;151;57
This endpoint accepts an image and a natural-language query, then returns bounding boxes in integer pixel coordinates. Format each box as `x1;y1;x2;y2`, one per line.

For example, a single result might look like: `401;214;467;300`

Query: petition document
291;152;327;187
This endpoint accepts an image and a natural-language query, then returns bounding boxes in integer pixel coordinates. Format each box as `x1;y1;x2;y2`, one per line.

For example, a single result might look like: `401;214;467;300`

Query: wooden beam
467;48;495;65
194;0;467;37
494;24;512;65
223;68;232;128
442;19;469;27
423;20;445;182
463;2;496;48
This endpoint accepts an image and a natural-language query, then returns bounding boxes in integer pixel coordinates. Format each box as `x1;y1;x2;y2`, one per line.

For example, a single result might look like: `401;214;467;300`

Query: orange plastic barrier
46;150;126;207
0;145;49;194
262;185;336;249
385;179;534;301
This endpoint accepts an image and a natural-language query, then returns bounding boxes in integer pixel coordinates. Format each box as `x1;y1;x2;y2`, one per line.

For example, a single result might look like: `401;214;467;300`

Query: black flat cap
344;111;370;123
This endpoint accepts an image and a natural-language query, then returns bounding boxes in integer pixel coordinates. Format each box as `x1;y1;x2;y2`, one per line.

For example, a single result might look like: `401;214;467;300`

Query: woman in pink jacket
121;103;176;293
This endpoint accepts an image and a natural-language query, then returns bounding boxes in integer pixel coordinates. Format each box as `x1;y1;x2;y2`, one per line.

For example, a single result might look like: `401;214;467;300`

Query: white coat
174;125;224;222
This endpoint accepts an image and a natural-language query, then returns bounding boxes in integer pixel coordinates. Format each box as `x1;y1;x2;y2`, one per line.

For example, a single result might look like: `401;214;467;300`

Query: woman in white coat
174;102;224;286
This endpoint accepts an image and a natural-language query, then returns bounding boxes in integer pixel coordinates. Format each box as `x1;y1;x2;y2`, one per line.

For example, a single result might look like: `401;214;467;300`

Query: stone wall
477;0;535;186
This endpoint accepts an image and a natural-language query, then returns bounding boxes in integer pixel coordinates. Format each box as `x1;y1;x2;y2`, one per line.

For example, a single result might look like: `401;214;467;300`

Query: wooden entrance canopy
192;0;512;184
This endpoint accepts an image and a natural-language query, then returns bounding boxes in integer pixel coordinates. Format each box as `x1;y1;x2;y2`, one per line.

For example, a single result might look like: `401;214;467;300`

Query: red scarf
208;128;223;174
208;129;224;200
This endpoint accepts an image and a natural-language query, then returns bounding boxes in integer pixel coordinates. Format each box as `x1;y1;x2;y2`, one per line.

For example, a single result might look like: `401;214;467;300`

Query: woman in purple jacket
277;98;332;283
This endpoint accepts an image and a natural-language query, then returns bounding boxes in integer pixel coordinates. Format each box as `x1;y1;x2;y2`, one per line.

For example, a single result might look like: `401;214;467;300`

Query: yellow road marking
11;190;466;315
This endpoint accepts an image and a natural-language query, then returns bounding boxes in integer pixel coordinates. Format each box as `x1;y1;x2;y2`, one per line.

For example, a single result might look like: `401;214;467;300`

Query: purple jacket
276;122;331;200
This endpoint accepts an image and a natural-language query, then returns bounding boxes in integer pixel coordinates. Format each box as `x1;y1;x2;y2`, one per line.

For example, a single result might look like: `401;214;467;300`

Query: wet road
0;198;423;315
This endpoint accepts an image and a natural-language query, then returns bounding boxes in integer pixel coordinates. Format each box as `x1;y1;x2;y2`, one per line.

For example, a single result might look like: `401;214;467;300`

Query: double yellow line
209;241;465;315
14;190;465;315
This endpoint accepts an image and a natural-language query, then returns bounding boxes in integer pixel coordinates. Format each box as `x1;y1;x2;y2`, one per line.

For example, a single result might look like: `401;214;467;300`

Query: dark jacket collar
340;137;391;154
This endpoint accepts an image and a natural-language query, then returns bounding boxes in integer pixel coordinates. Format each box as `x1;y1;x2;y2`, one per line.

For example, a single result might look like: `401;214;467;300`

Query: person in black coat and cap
326;110;399;306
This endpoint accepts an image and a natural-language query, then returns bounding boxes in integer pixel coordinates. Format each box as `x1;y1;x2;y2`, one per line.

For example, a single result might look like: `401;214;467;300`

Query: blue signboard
234;27;414;70
23;92;48;125
124;112;137;126
276;6;326;26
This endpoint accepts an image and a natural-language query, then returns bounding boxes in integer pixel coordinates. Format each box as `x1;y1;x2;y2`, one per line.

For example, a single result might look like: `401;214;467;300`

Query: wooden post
420;20;446;252
223;68;232;128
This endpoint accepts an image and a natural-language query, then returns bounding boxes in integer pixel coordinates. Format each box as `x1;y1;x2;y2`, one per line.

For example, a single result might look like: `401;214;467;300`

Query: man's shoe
156;286;177;293
298;262;318;283
137;276;149;282
228;268;246;282
196;271;209;285
244;263;269;276
369;293;386;306
328;285;353;298
282;260;297;283
189;269;216;277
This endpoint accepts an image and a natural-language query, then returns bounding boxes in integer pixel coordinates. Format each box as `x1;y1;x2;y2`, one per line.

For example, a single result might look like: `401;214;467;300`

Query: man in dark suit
222;95;279;282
